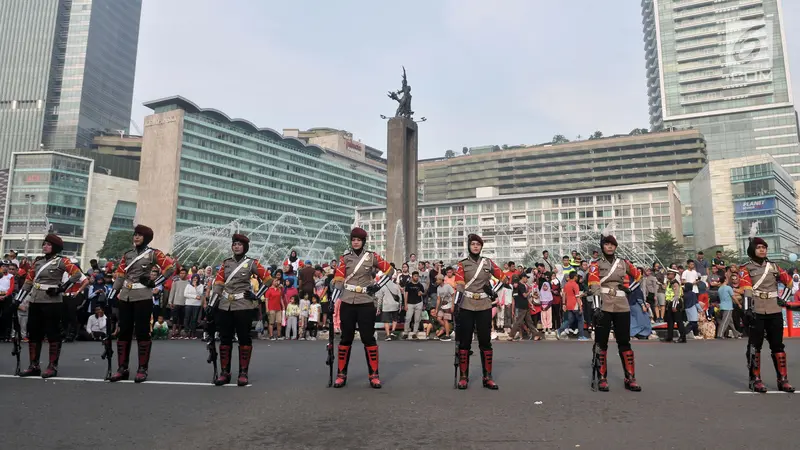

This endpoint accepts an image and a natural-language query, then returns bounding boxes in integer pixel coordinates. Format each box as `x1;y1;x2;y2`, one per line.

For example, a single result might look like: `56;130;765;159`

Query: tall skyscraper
642;0;800;176
0;0;142;168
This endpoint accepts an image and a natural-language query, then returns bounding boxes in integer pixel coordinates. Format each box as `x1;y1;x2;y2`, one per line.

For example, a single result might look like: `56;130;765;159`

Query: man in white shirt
680;260;700;294
85;307;107;341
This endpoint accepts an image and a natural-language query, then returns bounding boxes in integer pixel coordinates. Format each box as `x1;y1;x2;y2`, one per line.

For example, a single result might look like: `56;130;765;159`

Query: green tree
588;130;604;140
444;149;456;158
629;127;649;136
647;228;683;266
462;146;469;155
97;230;132;260
698;246;742;266
552;134;570;144
501;144;509;150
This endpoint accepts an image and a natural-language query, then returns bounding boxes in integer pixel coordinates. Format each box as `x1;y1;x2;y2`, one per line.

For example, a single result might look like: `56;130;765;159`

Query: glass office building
731;161;799;258
642;0;800;175
138;97;387;256
0;0;142;169
2;152;93;258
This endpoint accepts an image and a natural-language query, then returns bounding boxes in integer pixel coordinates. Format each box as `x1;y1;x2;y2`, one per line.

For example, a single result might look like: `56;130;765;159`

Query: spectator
168;267;190;339
416;262;430;298
264;278;283;340
508;273;542;341
557;272;587;340
298;291;310;339
403;271;426;339
717;275;742;339
444;266;456;288
285;295;300;340
695;251;709;280
792;273;800;296
434;274;454;341
82;306;107;341
644;268;659;323
152;315;169;340
711;250;725;268
308;295;321;340
183;274;203;340
539;280;554;333
376;279;402;341
299;260;315;299
396;263;411;288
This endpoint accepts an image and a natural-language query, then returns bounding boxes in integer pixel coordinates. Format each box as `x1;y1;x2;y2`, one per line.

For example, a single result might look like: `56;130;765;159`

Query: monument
385;67;418;265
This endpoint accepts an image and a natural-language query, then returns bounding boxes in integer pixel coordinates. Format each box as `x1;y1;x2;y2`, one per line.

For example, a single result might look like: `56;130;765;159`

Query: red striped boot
19;342;42;377
333;345;351;388
365;345;381;389
597;349;609;392
237;345;252;386
109;340;131;382
41;341;61;378
481;349;499;390
773;352;795;393
620;349;642;392
457;349;469;390
749;350;767;393
214;345;232;386
134;340;152;383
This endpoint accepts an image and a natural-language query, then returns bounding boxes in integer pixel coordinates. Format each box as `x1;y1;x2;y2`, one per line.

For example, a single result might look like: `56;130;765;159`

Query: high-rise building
642;0;800;174
0;0;142;168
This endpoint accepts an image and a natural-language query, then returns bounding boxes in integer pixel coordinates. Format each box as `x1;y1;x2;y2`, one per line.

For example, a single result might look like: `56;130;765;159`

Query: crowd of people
3;246;796;347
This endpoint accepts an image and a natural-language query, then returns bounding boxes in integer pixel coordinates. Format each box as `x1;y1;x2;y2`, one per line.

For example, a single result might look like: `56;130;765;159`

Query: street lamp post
23;194;34;258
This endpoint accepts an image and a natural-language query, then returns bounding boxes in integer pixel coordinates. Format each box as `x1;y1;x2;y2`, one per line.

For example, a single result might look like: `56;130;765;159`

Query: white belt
33;283;59;290
753;290;778;299
601;287;627;297
345;284;366;293
124;282;146;289
465;292;489;300
224;292;246;300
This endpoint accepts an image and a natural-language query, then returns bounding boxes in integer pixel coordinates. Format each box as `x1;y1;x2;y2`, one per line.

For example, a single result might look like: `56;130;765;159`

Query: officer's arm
739;268;754;311
153;250;174;286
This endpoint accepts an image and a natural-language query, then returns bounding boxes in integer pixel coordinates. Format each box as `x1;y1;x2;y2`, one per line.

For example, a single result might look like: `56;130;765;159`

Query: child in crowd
285;295;300;340
152;316;169;340
308;294;321;340
299;293;310;340
540;281;554;333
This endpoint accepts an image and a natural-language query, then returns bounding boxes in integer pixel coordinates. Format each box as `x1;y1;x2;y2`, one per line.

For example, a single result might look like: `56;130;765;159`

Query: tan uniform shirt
211;256;272;311
22;255;83;304
333;250;394;305
455;256;505;312
740;260;791;315
588;256;641;313
113;247;174;302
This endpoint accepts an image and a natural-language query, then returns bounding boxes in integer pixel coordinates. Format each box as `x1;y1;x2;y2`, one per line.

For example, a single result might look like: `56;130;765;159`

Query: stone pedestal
386;117;418;265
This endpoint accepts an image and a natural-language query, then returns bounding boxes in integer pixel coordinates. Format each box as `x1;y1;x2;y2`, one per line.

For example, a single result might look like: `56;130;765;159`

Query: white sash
225;258;251;285
464;258;487;290
35;258;59;282
344;251;370;285
124;248;153;272
599;258;622;286
752;262;772;291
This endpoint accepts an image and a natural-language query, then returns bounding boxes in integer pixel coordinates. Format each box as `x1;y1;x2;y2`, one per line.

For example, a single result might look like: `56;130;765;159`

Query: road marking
0;374;250;387
734;390;798;394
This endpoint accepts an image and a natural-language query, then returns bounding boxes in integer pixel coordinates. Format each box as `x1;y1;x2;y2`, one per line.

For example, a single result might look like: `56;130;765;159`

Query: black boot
333;345;351;388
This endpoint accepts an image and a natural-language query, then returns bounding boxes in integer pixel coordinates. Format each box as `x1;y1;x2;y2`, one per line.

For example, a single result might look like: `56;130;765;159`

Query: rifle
205;293;220;383
326;300;335;387
746;341;756;392
100;304;114;380
452;304;460;389
11;304;21;376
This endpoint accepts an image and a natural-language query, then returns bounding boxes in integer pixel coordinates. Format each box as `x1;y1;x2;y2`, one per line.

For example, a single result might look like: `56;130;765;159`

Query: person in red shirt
557;272;586;339
263;278;283;341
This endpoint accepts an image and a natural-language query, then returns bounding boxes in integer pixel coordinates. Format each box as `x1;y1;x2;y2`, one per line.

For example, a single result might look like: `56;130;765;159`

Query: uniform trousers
216;309;254;346
27;302;63;343
457;308;492;352
339;302;377;347
748;312;785;354
664;307;686;342
118;300;152;342
594;311;631;352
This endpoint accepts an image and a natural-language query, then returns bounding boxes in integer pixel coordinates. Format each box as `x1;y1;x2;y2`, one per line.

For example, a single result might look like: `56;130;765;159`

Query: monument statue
388;66;413;118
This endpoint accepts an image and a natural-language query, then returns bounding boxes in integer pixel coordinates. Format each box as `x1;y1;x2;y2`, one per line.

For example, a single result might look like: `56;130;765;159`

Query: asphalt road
0;338;798;450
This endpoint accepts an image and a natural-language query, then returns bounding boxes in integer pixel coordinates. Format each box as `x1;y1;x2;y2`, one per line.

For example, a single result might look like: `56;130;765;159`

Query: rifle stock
11;308;21;376
101;311;114;381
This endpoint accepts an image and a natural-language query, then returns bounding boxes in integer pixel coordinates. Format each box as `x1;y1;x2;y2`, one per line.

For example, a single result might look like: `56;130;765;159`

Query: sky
131;0;800;160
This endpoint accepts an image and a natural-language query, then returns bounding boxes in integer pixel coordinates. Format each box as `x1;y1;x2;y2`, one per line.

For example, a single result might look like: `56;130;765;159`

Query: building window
579;196;593;206
596;195;612;205
561;198;576;207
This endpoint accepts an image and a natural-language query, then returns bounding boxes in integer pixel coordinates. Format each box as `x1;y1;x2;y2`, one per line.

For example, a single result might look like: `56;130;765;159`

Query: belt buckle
125;282;133;289
34;283;41;290
471;293;481;299
354;286;363;293
759;292;769;299
228;294;236;301
608;288;617;297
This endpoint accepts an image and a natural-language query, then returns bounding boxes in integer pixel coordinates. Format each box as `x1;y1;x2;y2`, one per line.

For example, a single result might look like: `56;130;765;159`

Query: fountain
171;213;347;267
